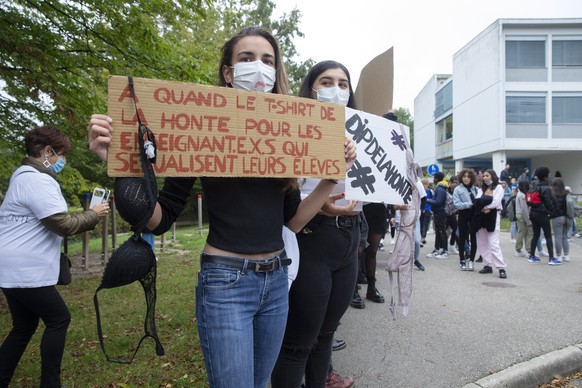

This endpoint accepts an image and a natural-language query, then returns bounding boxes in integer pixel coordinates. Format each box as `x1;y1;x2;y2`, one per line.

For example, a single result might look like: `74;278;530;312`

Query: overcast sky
274;0;581;113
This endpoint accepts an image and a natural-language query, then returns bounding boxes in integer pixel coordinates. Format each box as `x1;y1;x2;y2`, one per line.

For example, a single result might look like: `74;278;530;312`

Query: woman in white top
0;125;109;387
474;169;507;279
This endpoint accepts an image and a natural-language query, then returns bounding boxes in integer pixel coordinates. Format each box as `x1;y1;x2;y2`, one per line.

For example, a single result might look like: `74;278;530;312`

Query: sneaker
350;290;365;309
422;239;427;244
476;256;483;262
449;245;459;254
414;260;425;271
459;260;467;271
548;258;562;266
539;250;549;257
575;233;581;238
467;261;475;271
332;338;346;351
435;252;449;259
514;251;526;257
499;269;507;279
390;238;395;245
426;249;440;258
562;255;570;262
479;265;493;274
326;369;355;388
378;243;385;251
528;256;541;263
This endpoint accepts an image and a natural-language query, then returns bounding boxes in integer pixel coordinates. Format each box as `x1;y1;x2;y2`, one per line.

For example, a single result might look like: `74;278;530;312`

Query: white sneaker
514;251;526;257
435;252;449;259
467;261;475;271
427;249;440;258
448;245;459;254
539;250;549;257
562;255;570;262
575;233;581;238
390;238;395;245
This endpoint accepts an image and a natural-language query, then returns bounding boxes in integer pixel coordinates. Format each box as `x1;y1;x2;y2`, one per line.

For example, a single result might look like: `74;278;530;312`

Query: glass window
434;82;453;118
506;95;546;123
553;39;582;67
506;40;546;68
553;95;582;123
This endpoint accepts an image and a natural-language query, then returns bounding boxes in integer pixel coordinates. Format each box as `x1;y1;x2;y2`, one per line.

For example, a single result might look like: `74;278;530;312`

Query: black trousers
433;211;448;251
272;216;359;388
530;210;554;258
457;209;477;261
0;286;71;388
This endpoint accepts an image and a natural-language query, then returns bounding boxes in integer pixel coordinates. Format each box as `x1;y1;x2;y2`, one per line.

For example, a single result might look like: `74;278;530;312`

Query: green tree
393;107;414;150
0;0;312;205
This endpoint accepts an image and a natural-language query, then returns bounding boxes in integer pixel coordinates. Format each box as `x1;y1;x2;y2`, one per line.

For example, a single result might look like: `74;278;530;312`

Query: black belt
313;214;360;229
201;253;291;272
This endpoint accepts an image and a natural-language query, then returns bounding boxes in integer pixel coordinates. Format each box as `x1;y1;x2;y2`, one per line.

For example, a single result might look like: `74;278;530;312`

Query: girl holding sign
88;27;355;388
271;60;360;388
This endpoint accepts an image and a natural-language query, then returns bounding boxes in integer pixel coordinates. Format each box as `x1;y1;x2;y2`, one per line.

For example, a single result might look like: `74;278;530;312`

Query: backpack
526;186;542;208
506;196;517;221
444;191;456;216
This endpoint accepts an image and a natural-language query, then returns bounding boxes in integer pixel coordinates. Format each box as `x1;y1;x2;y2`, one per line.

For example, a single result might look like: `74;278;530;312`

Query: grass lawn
0;226;209;388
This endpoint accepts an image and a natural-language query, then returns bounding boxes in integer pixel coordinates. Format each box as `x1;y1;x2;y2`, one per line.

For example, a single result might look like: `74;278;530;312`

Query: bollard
110;194;117;250
82;192;91;270
198;194;203;236
171;222;176;242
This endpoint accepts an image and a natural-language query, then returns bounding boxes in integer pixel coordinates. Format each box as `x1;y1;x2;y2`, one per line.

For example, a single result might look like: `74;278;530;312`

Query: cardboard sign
344;108;413;205
107;76;345;178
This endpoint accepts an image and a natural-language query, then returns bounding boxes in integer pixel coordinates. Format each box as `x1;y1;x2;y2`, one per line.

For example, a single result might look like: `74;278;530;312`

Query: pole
82;192;90;270
110;194;117;250
198;194;203;236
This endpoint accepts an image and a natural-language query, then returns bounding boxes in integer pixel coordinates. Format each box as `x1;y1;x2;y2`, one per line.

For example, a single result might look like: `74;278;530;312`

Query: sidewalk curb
461;343;582;388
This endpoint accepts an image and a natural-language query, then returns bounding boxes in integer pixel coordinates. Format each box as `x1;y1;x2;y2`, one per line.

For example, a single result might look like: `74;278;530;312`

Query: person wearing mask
426;172;449;259
550;178;571;262
88;27;356;388
474;169;508;279
453;168;479;271
0;125;110;387
514;180;533;257
271;60;359;388
527;167;559;265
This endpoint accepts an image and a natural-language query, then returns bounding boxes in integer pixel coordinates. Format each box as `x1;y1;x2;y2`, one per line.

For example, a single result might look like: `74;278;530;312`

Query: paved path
333;229;582;387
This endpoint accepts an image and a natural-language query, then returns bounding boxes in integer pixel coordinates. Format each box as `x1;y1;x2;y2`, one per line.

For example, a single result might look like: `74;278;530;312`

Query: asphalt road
332;229;582;387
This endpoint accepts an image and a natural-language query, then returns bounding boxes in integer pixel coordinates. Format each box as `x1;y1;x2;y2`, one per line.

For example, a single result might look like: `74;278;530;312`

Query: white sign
344;108;413;205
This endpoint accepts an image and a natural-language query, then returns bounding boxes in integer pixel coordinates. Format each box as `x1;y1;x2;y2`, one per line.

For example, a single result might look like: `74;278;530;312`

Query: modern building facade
414;18;582;193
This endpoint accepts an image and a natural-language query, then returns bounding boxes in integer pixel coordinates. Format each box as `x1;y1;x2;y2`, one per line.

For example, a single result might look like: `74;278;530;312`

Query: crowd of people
418;164;580;282
0;24;580;388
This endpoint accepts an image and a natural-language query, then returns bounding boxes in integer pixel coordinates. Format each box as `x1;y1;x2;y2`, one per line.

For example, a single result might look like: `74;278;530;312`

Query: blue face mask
44;147;66;174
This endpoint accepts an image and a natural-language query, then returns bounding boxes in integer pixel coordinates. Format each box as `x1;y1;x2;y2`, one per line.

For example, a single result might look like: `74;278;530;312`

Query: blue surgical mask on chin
43;148;66;174
314;86;350;106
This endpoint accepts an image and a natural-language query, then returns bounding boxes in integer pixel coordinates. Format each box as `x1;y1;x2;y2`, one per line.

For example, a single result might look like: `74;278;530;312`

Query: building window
553;94;582;123
506;95;546;123
436;115;453;144
506;40;545;68
434;81;453;118
552;39;582;67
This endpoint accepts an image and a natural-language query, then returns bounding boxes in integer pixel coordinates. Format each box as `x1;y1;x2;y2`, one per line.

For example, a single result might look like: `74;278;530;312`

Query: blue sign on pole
427;164;440;177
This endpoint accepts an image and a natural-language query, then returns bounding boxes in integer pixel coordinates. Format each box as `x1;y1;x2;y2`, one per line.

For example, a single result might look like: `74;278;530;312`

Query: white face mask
314;86;350;106
484;179;492;186
231;60;276;92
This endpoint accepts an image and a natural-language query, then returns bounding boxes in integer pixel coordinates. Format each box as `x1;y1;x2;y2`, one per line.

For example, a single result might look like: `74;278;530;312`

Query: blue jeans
196;253;289;388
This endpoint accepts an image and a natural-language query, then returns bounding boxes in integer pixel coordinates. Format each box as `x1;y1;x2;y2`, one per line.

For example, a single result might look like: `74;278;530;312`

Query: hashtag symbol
348;160;376;195
391;130;407;151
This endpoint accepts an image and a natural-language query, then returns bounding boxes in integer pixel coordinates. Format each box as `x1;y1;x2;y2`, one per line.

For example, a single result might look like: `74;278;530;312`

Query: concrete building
414;18;582;193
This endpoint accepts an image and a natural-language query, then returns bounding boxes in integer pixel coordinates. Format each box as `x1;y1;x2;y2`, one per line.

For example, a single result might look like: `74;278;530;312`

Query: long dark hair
218;26;290;95
298;60;357;109
551;177;566;196
483;169;499;191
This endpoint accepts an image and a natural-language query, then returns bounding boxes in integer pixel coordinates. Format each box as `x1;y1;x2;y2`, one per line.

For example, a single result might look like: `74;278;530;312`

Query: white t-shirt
0;166;67;287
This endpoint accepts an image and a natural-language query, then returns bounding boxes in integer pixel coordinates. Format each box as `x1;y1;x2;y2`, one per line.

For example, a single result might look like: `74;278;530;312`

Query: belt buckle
256;260;277;272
